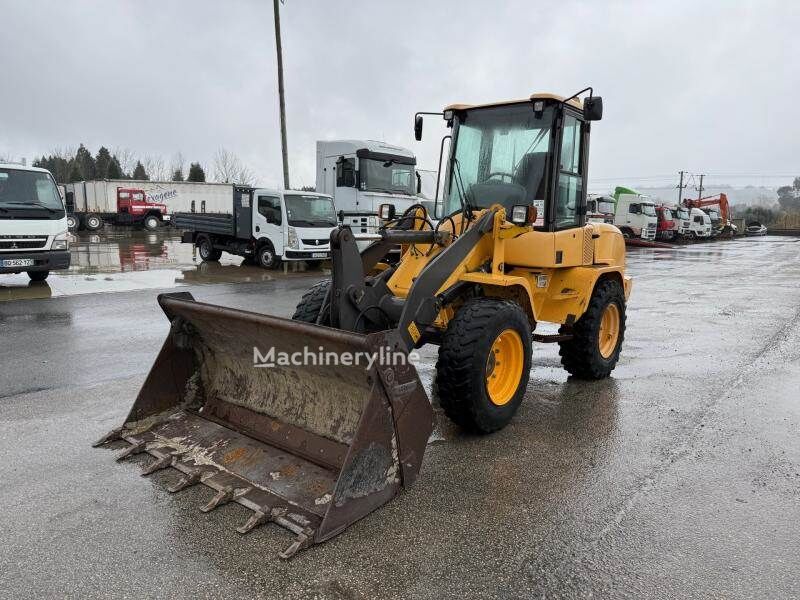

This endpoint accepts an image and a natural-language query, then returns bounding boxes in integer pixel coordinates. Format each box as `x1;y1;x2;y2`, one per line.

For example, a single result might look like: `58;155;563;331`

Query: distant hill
589;184;778;207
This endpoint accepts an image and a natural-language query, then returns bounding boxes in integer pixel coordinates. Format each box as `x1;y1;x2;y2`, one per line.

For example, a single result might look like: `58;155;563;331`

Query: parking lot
1;235;799;599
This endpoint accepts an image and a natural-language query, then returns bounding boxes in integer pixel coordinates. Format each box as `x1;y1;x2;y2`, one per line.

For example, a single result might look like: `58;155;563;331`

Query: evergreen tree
94;146;112;179
75;144;96;180
107;156;123;179
132;161;149;180
68;160;83;183
172;168;185;181
187;162;206;182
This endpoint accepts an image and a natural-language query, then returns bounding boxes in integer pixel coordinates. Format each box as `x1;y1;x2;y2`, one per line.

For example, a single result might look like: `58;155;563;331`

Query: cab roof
0;162;53;174
445;92;582;112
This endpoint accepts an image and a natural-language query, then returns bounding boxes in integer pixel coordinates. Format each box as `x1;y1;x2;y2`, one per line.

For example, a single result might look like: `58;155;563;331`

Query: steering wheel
485;171;515;184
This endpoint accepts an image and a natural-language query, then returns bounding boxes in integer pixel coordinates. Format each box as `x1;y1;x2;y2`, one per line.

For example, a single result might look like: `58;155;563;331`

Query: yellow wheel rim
598;303;620;359
485;329;525;406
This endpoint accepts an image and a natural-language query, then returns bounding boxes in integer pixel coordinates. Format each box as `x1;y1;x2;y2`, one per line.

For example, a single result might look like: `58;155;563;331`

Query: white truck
586;194;616;224
0;163;71;281
316;140;421;247
685;207;713;239
63;180;237;231
611;186;658;240
173;187;337;269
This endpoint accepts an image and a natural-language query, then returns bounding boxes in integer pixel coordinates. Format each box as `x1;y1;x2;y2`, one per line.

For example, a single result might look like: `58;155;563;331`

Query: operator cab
427;92;602;232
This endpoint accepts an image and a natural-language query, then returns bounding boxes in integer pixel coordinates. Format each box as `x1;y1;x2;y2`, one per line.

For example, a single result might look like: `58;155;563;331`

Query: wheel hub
598;303;620;359
485;329;524;406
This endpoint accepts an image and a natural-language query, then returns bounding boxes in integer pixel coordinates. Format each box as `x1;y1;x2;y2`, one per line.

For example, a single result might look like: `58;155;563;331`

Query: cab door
552;111;587;266
252;191;284;254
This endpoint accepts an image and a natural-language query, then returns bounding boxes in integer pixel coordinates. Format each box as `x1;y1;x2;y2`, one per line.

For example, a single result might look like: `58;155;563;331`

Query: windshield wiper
7;201;58;213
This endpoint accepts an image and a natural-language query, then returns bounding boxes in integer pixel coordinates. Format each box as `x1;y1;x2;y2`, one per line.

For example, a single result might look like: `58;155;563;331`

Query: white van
0;163;70;281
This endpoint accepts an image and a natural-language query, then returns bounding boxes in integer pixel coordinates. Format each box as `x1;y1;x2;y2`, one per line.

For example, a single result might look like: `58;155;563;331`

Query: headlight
287;226;298;249
52;232;69;251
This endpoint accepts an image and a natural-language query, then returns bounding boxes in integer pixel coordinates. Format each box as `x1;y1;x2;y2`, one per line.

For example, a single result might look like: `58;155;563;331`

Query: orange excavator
683;193;734;236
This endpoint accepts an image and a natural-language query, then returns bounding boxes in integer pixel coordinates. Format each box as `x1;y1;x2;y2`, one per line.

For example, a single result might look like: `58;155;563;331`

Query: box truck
63;180;237;231
0;163;71;281
173;187;336;269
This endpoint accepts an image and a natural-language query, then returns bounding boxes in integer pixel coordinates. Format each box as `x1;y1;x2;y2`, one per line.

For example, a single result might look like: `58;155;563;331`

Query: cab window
555;114;583;229
258;195;282;225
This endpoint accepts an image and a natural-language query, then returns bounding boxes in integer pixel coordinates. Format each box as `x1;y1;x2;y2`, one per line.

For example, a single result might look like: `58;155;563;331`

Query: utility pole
677;170;687;204
273;0;290;189
696;173;705;200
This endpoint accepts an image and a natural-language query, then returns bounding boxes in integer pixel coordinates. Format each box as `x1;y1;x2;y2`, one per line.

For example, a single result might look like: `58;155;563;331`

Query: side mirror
584;96;603;121
414;115;423;141
415;172;422;194
379;203;396;220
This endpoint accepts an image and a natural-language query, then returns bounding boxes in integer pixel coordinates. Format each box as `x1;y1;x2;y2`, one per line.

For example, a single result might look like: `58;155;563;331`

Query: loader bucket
94;292;433;559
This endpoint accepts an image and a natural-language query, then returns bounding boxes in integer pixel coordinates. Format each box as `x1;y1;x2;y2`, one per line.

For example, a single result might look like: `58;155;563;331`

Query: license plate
311;252;327;259
2;258;35;268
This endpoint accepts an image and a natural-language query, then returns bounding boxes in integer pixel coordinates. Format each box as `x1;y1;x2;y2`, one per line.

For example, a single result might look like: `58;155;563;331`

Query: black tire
291;280;331;325
257;243;279;269
558;278;626;380
197;237;222;262
66;215;79;231
620;227;633;239
85;214;103;231
436;297;532;433
305;260;324;269
28;271;49;282
143;215;160;231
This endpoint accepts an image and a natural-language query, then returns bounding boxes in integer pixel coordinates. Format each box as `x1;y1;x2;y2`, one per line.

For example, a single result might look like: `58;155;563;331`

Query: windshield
284;194;337;227
446;104;554;216
0;168;65;217
360;158;415;195
676;209;690;220
642;203;656;217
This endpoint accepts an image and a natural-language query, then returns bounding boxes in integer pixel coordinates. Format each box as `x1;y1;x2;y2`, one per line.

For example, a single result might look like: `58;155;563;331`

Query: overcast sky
1;0;798;193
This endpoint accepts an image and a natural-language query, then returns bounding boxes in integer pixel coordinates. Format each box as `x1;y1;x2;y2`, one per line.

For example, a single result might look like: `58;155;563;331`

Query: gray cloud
1;0;798;190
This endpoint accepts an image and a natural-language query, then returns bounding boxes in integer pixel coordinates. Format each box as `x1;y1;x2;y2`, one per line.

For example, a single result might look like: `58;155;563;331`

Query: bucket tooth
116;439;146;462
167;468;202;493
278;530;313;560
236;509;269;535
93;427;123;447
200;486;235;513
141;454;174;476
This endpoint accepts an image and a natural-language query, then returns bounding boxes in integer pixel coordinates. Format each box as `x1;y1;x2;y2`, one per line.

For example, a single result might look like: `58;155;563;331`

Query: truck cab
612;187;657;240
687;208;713;238
655;205;676;240
587;195;615;224
116;187;169;231
0;163;71;281
316;140;419;248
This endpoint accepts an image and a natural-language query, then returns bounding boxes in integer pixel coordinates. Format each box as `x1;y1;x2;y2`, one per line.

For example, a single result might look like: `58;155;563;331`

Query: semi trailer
63;180;237;231
173;187;337;269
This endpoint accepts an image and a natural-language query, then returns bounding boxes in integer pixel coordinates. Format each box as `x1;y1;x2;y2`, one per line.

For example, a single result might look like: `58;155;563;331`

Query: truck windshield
642;204;656;217
447;103;554;215
360;159;415;195
284;194;337;227
0;168;65;217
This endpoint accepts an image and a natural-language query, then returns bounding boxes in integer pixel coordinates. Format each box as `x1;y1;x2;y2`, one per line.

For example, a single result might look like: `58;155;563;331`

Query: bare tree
169;152;185;180
212;148;255;185
112;147;137;177
142;154;168;181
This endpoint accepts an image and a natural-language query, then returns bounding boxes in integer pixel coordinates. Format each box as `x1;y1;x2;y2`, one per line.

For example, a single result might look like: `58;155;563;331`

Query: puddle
0;228;327;301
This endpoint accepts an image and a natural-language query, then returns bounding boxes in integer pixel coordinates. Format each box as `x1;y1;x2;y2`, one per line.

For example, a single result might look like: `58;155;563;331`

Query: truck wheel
85;215;103;231
436;297;532;433
620;227;633;239
144;215;160;231
67;215;79;231
28;271;49;282
197;238;222;262
291;280;331;325
558;278;626;380
257;244;279;269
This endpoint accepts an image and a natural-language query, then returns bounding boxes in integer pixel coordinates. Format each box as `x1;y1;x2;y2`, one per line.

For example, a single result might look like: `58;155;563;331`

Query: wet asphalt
1;234;799;599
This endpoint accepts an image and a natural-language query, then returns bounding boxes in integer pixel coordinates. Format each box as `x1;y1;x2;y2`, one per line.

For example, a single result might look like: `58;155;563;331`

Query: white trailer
316;140;420;248
63;180;237;231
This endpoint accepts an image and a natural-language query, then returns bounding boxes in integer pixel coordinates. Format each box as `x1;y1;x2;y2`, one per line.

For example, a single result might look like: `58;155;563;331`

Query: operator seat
514;152;549;203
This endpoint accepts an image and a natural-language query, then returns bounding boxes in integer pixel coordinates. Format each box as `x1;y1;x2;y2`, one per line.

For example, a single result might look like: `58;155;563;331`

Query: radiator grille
583;228;593;264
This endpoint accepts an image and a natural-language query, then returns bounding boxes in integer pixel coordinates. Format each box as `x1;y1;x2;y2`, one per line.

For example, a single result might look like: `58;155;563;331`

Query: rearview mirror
584;96;603;121
414;115;423;141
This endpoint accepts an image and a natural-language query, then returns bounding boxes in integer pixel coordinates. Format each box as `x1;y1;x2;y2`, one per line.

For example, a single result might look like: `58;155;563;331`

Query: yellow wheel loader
95;88;631;558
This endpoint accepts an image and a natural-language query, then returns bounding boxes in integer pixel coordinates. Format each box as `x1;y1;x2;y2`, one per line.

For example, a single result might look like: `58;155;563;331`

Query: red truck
655;205;676;240
64;181;172;231
115;188;168;230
